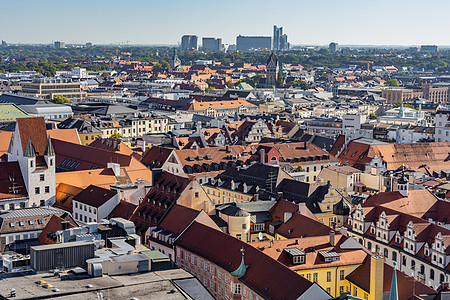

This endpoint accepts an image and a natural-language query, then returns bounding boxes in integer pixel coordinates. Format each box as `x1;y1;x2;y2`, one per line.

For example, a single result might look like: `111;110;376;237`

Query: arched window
367;242;372;251
420;264;425;274
411;260;415;270
440;274;445;283
392;252;397;261
430;269;435;280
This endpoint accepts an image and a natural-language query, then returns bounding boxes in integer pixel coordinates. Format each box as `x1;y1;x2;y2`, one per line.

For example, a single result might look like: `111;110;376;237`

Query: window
30;160;33;168
340;270;345;280
306;273;311;280
50;159;53;166
392;252;397;261
40;174;45;181
45;186;50;193
354;286;357;296
75;212;78;219
35;187;40;194
384;248;389;258
9;222;14;227
326;288;331;294
194;192;199;198
411;260;415;270
242;224;246;229
340;286;344;294
19;221;24;226
38;219;43;224
233;283;241;294
430;269;435;280
254;223;265;231
313;273;318;282
327;271;331;282
28;220;34;225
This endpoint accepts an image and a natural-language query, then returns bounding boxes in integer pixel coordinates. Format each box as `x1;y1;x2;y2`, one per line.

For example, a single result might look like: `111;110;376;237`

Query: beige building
21;79;86;101
382;88;422;104
422;83;449;103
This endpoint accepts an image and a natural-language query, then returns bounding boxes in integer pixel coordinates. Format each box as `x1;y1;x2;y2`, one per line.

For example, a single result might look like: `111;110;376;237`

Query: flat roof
0;269;195;300
141;250;170;260
31;241;94;251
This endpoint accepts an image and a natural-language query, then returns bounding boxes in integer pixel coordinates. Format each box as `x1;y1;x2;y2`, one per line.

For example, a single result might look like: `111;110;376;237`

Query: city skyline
1;0;450;46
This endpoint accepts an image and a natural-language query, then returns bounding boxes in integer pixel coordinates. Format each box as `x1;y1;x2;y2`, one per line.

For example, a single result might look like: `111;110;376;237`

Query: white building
19;104;73;121
435;109;450;142
378;104;426;126
72;185;119;224
7;117;56;207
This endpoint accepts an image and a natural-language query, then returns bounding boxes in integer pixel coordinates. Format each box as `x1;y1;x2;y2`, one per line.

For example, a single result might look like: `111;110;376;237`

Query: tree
287;79;311;90
394;103;417;110
109;132;123;139
51;95;72;104
369;113;378;120
385;79;399;87
276;71;284;88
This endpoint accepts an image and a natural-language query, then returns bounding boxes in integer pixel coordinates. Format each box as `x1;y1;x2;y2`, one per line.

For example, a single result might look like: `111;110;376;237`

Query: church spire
230;247;249;278
389;262;399;300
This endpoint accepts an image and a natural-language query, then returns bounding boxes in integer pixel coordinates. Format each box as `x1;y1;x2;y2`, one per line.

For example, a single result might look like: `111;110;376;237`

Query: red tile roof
73;185;117;208
276;212;332;238
175;222;318;300
108;200;137;220
0;161;27;199
38;214;77;245
346;256;436;298
17;116;48;155
54;183;83;212
158;204;200;234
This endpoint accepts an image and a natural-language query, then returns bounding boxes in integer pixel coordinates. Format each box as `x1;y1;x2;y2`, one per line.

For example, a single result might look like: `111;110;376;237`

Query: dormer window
319;250;340;262
284;248;305;265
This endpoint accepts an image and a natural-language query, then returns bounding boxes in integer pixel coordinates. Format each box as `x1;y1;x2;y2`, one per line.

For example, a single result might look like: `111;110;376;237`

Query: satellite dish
258;232;263;241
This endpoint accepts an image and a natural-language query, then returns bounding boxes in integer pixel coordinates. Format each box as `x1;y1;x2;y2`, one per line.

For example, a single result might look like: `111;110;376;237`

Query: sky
1;0;449;46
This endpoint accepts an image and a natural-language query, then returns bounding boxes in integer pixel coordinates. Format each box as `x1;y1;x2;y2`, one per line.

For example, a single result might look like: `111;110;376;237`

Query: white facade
73;194;119;224
348;205;449;289
435;110;450;142
7;130;56;208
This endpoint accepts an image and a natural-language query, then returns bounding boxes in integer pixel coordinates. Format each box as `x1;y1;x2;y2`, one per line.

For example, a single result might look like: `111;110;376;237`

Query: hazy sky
2;0;449;46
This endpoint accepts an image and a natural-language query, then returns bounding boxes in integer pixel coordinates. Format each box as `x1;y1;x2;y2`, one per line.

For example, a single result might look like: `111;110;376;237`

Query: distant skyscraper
236;36;272;51
329;42;339;52
202;37;222;51
420;45;438;53
85;42;93;48
273;25;289;51
181;35;198;51
54;41;66;49
1;40;7;47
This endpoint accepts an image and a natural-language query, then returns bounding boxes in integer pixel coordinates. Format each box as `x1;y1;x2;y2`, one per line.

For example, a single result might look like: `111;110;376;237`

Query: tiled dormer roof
17;116;48;156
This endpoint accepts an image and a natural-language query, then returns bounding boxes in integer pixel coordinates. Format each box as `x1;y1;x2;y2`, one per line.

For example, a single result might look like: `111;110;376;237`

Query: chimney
284;212;292;223
61;221;69;230
330;230;335;247
370;256;384;300
107;162;121;177
260;148;265;164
